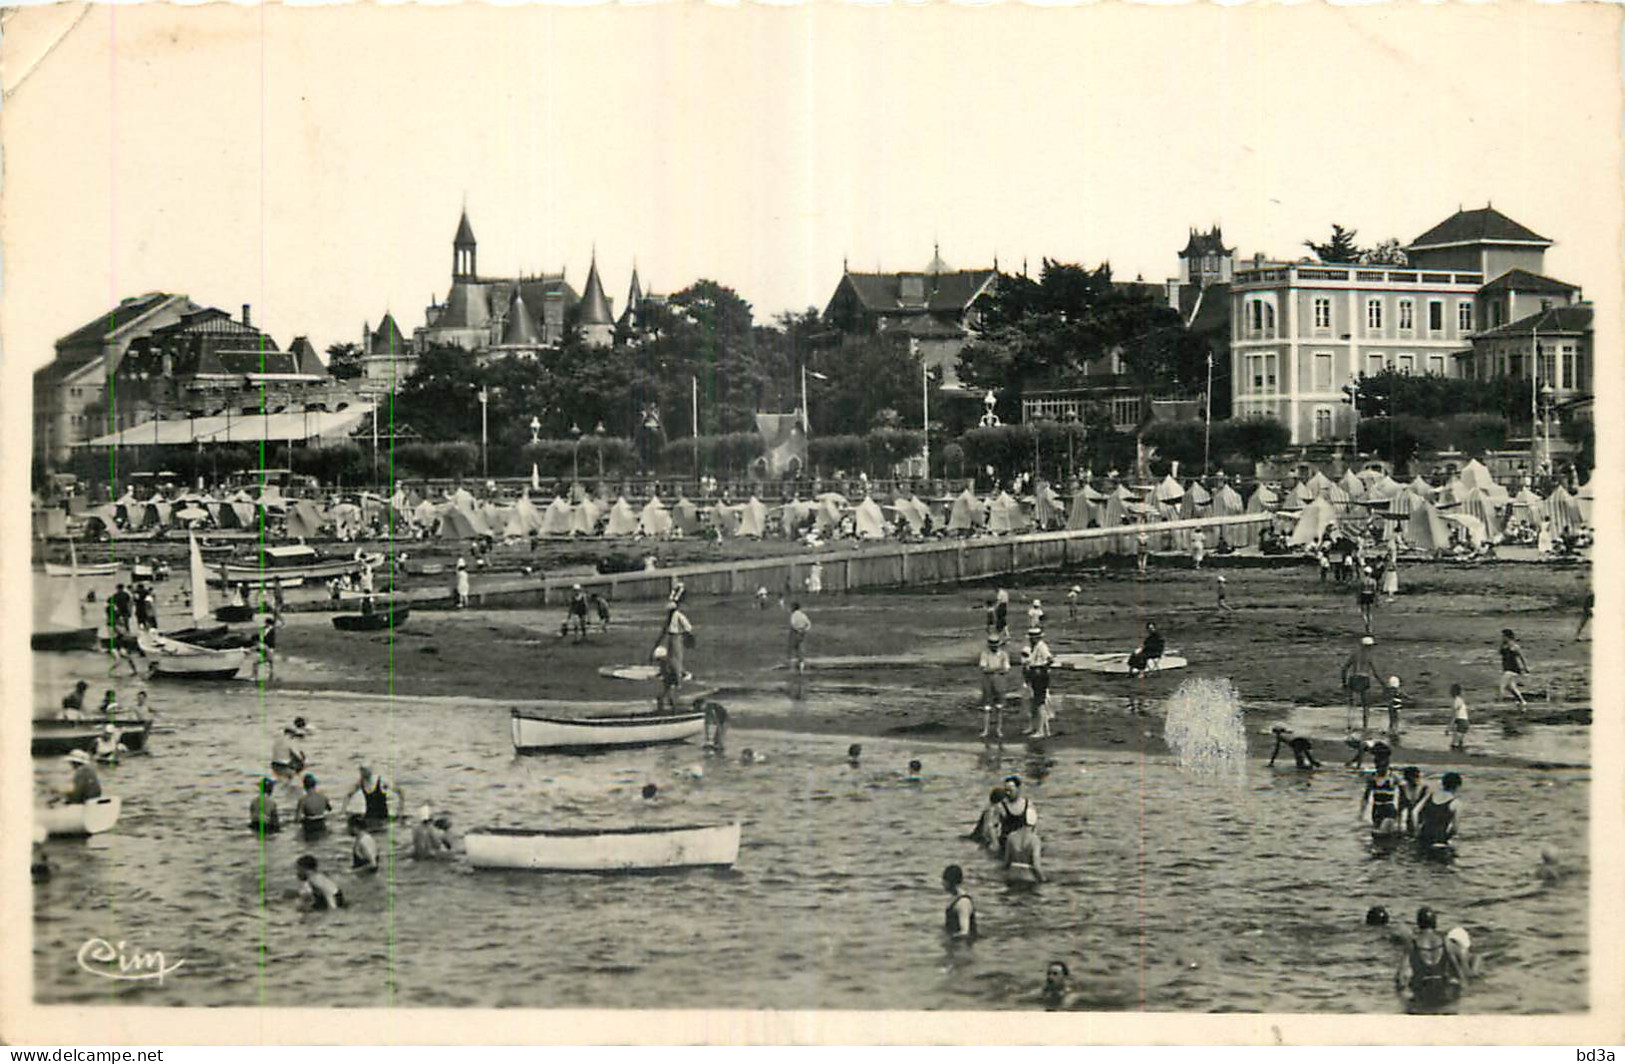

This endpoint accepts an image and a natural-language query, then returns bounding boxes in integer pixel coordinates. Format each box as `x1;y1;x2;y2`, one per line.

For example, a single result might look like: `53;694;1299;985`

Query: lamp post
477;386;490;479
1540;383;1555;478
1530;324;1540;477
529;416;541;445
1062;409;1078;485
921;360;930;480
570;422;583;488
593;421;606;479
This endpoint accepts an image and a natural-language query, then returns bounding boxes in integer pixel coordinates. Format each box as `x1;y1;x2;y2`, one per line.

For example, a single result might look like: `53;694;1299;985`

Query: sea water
29;658;1587;1013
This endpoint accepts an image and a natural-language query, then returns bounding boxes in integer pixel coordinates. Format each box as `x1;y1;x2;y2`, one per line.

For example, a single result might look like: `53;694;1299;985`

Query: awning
79;404;376;447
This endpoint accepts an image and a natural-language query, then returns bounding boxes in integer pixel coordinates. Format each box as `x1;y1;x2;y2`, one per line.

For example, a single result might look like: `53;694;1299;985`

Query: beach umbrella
1153;474;1185;504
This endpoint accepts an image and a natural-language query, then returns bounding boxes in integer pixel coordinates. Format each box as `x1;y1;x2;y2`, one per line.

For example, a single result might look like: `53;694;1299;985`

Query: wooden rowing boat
331;606;411;632
465;821;741;873
139;631;246;680
31;628;100;652
44;561;118;577
33;720;151;756
510;707;706;753
36;796;123;837
1052;651;1189;675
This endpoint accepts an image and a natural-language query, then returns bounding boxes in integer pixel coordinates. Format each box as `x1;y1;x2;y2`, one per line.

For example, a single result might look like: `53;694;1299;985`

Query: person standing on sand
1385;675;1405;744
1216;574;1236;613
1190;528;1206;571
1383;535;1401;598
1447;684;1471;751
454;559;470;609
994;589;1010;641
978;635;1011;739
788;602;812;671
1067;585;1081;621
1497;629;1529;707
1341;635;1383;733
1357;566;1379;633
1135;528;1150;575
657;602;694;681
1021;627;1055;738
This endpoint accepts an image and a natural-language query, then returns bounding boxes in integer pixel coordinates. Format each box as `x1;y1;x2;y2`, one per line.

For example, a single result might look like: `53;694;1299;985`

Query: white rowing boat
139;630;246;680
465;821;741;873
37;796;122;837
1052;651;1189;675
44;561;118;577
510;707;705;753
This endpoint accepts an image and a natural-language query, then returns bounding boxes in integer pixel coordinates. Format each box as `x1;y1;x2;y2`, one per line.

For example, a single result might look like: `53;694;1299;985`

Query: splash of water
1163;677;1247;778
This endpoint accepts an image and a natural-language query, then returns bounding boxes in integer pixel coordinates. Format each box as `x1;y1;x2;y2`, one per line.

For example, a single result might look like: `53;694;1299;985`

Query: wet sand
267;555;1591;769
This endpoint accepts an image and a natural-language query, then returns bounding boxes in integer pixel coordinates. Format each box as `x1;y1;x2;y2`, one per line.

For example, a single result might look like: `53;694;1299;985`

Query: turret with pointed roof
453;209;478;280
578;253;615;347
499;287;543;347
369;311;407;355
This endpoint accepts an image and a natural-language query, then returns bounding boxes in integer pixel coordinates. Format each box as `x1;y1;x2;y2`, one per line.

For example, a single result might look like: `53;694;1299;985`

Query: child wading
1448;684;1470;751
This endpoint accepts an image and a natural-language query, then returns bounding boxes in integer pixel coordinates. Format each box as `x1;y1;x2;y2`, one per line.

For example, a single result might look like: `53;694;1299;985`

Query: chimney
241;304;253;328
1253;252;1265;268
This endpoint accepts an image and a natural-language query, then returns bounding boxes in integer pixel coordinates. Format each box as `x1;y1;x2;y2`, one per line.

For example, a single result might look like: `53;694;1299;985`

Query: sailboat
32;542;100;651
156;534;254;649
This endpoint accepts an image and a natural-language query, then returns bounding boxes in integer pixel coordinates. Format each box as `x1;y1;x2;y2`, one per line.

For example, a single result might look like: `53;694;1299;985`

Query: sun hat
1027;626;1043;636
1361;636;1375;646
653;645;669;658
986;634;1001;645
65;749;90;765
1388;676;1401;688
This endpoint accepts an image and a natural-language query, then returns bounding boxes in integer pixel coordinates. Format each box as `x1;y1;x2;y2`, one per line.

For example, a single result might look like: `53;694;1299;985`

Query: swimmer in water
411;806;441;858
249;778;281;835
1394;907;1465;1010
968;787;1004;849
1414;772;1462;849
350;819;380;873
1268;726;1321;769
296;855;345;911
906;759;923;783
641;783;659;800
847;743;862;767
1365;906;1390;926
1398;767;1430;836
1360;751;1401;835
297;774;331;838
941;864;977;944
1036;960;1081;1010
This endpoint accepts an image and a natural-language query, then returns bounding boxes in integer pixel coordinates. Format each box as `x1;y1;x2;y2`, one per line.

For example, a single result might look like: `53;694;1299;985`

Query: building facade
822;247;998;391
1228;205;1577;445
33;293;201;466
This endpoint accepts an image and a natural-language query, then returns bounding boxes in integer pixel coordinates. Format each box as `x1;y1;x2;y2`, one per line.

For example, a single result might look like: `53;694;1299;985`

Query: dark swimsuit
362;780;389;822
1407;932;1455;1003
1415;795;1456;847
944;892;978;941
998;799;1031;843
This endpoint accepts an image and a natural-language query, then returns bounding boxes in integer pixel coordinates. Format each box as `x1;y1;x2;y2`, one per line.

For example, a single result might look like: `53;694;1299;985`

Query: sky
2;2;1620;374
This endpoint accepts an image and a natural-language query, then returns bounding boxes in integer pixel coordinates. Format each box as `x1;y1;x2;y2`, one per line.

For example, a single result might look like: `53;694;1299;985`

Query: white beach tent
569;497;604;536
737;497;769;538
539;496;573;536
671;496;702;536
1458;458;1497;494
780;498;813;538
709;500;740;538
604;497;639;537
1544;485;1583;535
1153;474;1185;504
638;497;673;538
1404;502;1451;553
853;496;888;539
1288;497;1339;547
947;488;983;533
1337;470;1367;500
987;492;1028;535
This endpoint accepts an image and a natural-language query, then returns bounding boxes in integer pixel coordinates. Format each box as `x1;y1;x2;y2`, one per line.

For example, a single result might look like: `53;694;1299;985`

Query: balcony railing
1236;265;1483;288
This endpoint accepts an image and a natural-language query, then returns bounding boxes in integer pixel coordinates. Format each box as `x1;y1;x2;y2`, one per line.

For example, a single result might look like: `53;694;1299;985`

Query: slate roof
1474;304;1592;338
437;282;491;330
369;313;407;354
881;314;965;339
500;288;543;346
155;309;270;340
1477;268;1578;295
196;349;305;376
1408;206;1550;249
288;337;321;375
837;268;996;315
1180;227;1232;258
1188;282;1232;337
57;293;187;348
578;259;614;325
454;210;477;247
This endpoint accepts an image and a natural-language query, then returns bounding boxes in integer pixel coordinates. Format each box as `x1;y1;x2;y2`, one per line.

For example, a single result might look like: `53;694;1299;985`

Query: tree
1361;239;1410;267
1304;224;1363;264
802;333;933;437
325;342;365;381
1354;367;1503;421
1213;415;1292;465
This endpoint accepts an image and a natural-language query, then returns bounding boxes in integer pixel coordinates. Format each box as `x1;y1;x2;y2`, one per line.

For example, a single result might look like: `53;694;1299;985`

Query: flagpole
1202;350;1213;476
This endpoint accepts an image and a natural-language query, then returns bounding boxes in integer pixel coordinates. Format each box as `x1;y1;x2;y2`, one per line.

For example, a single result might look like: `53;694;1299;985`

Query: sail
189;533;211;622
48;542;85;630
